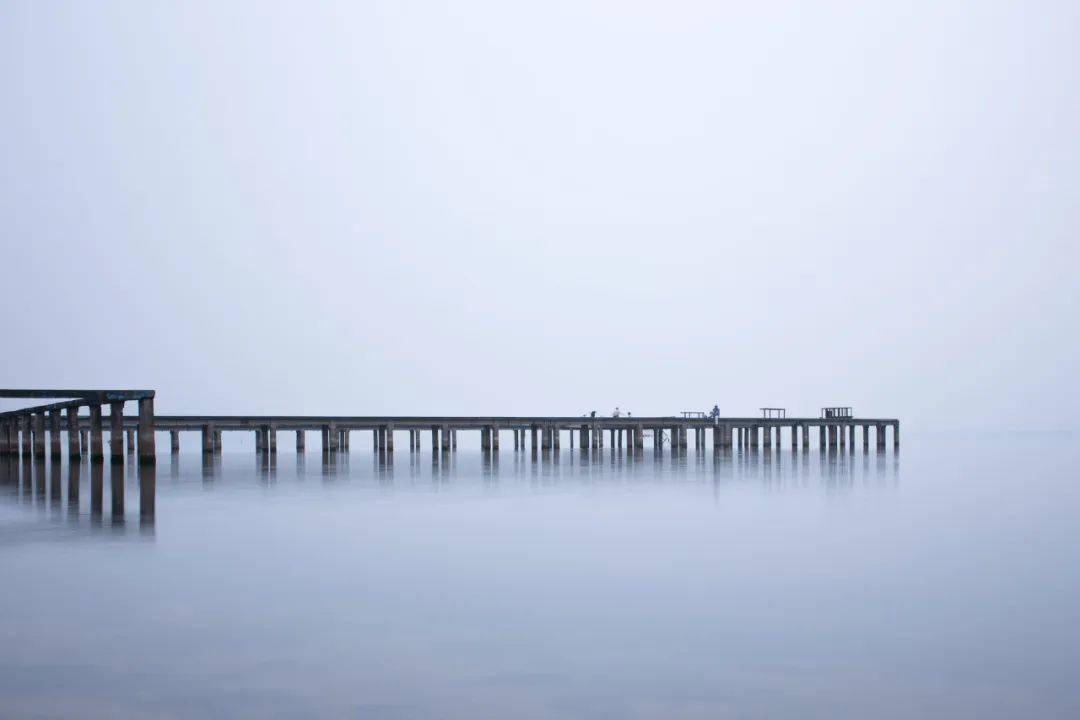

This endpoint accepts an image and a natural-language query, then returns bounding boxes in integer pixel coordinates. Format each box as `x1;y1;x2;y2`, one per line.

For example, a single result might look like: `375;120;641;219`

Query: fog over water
1;1;1078;427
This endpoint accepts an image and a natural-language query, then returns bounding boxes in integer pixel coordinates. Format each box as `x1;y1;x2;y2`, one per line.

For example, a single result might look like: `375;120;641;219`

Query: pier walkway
0;390;899;460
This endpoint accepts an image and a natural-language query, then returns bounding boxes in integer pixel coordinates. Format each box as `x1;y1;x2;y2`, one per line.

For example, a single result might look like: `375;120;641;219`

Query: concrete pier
1;391;901;468
202;424;214;454
89;405;103;460
137;396;155;461
65;407;80;458
109;402;124;462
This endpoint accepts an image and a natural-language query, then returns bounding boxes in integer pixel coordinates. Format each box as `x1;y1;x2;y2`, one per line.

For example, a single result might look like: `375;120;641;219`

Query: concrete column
66;407;81;458
440;425;450;453
80;429;88;455
579;425;588;449
763;425;773;450
893;422;900;450
597;425;603;449
481;427;490;451
493;427;500;451
109;402;124;462
838;424;846;450
290;430;301;454
202;424;215;454
0;422;7;456
125;429;135;454
255;429;265;452
89;405;103;460
327;423;339;452
452;430;457;450
876;424;886;450
169;431;180;453
269;427;278;454
817;425;825;449
214;430;222;453
20;417;30;456
136;397;155;461
48;410;61;458
748;425;758;449
861;425;869;450
383;426;392;452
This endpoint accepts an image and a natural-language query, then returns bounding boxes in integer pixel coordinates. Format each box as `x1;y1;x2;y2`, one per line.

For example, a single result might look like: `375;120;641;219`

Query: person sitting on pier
613;406;621;418
710;405;720;419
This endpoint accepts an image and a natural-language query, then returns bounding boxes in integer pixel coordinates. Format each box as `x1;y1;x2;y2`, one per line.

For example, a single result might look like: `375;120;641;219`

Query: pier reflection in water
0;445;899;540
0;436;1077;719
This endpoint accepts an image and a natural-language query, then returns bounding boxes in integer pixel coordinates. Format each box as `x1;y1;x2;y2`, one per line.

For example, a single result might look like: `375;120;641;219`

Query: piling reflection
110;461;124;525
91;460;103;523
139;461;155;534
49;460;62;511
67;460;80;510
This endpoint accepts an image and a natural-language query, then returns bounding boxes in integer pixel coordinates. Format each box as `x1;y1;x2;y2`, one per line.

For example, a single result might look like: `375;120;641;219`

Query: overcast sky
2;1;1077;430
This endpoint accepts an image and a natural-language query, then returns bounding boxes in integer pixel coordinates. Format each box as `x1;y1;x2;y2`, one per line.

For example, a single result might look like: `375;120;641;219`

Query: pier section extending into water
0;389;156;463
0;390;899;461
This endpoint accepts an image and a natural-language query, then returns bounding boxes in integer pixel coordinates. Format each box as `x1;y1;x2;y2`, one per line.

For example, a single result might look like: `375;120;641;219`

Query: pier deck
0;388;899;460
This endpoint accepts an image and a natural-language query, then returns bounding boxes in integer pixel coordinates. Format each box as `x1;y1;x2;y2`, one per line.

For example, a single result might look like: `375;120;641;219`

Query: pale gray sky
2;1;1077;429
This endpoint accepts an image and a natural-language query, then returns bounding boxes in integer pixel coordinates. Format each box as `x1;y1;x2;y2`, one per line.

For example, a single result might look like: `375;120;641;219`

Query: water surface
1;434;1077;719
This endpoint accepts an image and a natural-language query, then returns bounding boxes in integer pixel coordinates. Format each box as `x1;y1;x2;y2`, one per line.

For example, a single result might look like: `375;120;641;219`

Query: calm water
1;433;1077;719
